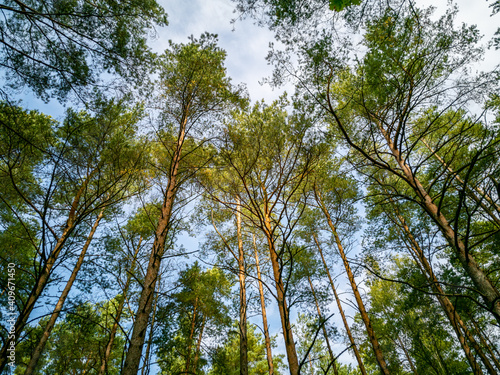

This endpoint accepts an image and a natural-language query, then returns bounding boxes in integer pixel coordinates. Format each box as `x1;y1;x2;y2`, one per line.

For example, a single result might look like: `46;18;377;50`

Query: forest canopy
0;0;499;374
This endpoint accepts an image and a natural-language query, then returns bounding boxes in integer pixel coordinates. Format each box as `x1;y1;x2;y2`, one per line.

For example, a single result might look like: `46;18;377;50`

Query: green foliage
0;0;167;100
15;300;126;374
156;263;233;374
208;322;284;375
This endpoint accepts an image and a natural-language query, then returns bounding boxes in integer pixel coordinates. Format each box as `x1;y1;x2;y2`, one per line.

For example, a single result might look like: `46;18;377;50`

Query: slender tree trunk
185;296;199;374
421;139;500;222
193;315;206;374
308;352;314;374
387;198;495;375
99;237;142;375
123;115;187;375
380;126;500;323
253;234;274;375
0;179;89;371
307;275;338;375
469;316;500;370
24;209;104;375
236;197;248;375
312;234;367;375
141;274;159;375
264;212;300;375
397;336;418;375
315;189;390;375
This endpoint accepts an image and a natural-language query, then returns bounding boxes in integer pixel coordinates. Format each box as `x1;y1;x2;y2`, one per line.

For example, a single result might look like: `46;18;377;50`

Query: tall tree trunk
469;316;500;370
307;275;338;375
308;352;315;374
379;126;500;323
384;195;497;374
193;315;207;374
141;273;159;375
314;189;390;375
236;197;248;375
253;234;275;375
123;115;187;375
312;234;367;375
185;296;199;374
264;212;300;375
24;209;104;375
421;139;500;223
0;178;89;371
99;237;143;375
397;336;417;375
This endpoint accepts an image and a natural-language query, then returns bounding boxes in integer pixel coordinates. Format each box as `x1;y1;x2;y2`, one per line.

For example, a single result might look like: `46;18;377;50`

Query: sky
14;0;500;370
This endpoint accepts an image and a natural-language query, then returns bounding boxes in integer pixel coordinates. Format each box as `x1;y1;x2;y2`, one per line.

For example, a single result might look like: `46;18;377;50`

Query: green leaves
0;0;167;101
328;0;361;12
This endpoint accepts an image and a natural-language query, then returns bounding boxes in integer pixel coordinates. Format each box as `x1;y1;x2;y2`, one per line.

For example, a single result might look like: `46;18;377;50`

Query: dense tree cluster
0;0;499;374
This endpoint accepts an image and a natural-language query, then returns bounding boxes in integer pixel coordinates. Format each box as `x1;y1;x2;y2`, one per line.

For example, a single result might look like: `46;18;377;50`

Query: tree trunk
253;234;275;375
388;197;495;375
185;296;199;374
24;209;104;375
380;126;500;323
421;139;500;223
312;234;367;375
99;237;142;375
236;197;248;375
315;190;390;375
122;114;187;375
469;316;500;370
397;336;418;375
264;212;300;375
0;179;89;371
193;315;207;374
307;275;338;375
141;273;159;375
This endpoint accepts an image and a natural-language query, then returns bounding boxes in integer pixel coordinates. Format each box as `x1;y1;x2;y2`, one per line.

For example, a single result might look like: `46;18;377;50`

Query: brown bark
24;209;104;375
99;237;142;375
252;234;275;375
312;234;367;375
122;112;188;375
141;274;159;375
325;87;500;324
388;198;496;375
379;126;500;323
185;296;199;373
236;197;248;375
469;317;500;370
193;315;206;374
397;336;418;375
264;211;300;375
421;139;500;224
315;189;390;375
307;275;338;375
